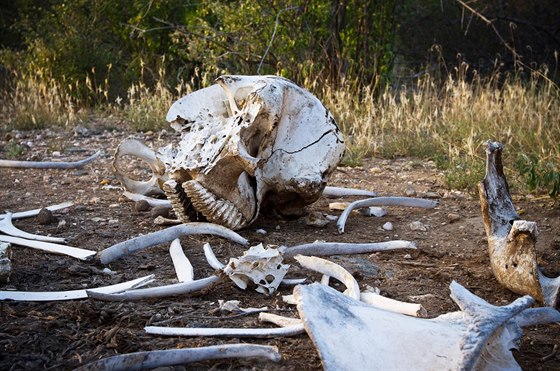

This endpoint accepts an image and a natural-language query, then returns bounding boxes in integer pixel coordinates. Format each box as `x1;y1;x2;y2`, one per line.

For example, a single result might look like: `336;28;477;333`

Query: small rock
305;211;330;228
256;229;267;235
37;208;57;225
151;206;170;219
360;206;387;217
0;243;12;283
409;221;427;232
425;191;440;199
134;200;151;212
57;219;67;228
447;213;461;223
404;185;417;197
382;222;393;231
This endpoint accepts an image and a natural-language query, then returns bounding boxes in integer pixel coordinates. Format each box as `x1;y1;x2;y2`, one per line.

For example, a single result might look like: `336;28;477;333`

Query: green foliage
517;154;560;198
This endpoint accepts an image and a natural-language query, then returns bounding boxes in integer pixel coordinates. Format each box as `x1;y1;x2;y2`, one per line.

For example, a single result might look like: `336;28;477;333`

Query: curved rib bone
0;212;67;243
322;186;377;198
0;235;96;260
87;275;220;301
0;202;73;221
336;197;438;233
0;275;154;301
0;151;101;169
169;239;193;282
281;240;415;258
75;344;281;371
112;138;167;196
478;141;560;306
203;242;225;270
98;223;249;264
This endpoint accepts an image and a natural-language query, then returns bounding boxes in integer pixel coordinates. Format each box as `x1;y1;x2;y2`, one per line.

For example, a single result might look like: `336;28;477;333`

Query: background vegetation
0;0;558;197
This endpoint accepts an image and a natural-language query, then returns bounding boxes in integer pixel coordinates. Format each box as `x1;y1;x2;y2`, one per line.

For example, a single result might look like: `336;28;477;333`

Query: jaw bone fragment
294;281;559;371
158;75;345;230
75;343;281;371
0;150;101;169
0;274;154;301
479;141;560;306
336;196;438;233
113;138;168;197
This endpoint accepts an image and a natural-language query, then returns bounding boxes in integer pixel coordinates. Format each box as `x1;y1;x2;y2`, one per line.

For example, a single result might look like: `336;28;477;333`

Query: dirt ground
0;123;559;370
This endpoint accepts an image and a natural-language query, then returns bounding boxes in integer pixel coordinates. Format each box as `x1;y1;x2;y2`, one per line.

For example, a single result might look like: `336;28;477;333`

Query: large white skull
159;75;345;230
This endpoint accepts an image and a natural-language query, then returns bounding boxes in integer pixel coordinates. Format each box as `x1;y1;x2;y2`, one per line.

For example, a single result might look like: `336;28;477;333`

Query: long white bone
87;275;220;301
0;202;73;221
360;291;427;317
0;275;154;301
0;151;101;169
0;212;66;243
336;196;438;233
145;323;304;338
98;223;249;264
122;191;172;208
169;238;193;282
203;242;225;270
281;240;415;258
0;235;96;260
322;186;377;197
75;344;281;370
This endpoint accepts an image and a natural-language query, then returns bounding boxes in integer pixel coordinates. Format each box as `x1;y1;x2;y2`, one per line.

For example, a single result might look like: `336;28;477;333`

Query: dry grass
1;63;558;195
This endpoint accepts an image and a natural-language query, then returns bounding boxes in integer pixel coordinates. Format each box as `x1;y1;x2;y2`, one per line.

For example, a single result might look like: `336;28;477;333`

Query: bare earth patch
1;124;559;370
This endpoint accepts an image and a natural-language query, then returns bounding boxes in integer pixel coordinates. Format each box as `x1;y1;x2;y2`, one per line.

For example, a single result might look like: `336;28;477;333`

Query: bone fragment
145;323;304;338
169;239;193;282
294;255;360;300
281;240;415;258
0;243;12;283
0;151;101;169
113;138;167;196
360;292;427;317
0;212;67;243
153;216;181;225
479;141;560;306
75;344;281;371
295;281;556;371
218;300;268;314
0;235;96;260
98;223;249;264
122;191;171;208
322;186;377;198
259;312;303;327
280;278;307;286
0;202;73;221
87;275;220;301
0;275;154;301
336;197;438;233
203;242;225;269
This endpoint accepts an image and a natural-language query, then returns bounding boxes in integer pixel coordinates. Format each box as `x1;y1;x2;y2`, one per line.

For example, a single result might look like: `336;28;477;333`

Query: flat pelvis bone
478;140;559;306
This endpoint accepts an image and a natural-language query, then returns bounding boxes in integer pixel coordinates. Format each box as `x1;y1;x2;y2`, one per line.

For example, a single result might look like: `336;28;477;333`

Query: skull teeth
162;179;204;223
183;180;247;230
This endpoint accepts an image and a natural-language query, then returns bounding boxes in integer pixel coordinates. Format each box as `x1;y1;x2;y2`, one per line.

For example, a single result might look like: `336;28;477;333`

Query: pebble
409;221;428;231
305;211;330;228
447;213;461;223
256;229;267;235
382;222;393;231
37;208;57;225
151;206;170;219
360;206;387;217
404;185;417;197
134;200;151;212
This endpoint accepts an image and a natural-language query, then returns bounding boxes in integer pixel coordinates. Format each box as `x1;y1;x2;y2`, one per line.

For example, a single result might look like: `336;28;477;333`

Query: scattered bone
169;239;193;283
382;222;393;231
280;278;307;286
258;312;302;328
203;242;225;270
281;240;415;259
322;186;377;198
153;216;181;226
0;243;12;283
305;211;330;228
112;139;167;196
336;197;437;233
98;223;249;264
145;322;305;338
122;191;172;208
255;228;267;235
295;281;557;371
224;244;289;295
360;291;427;317
87;275;220;301
359;206;387;217
328;202;349;211
75;344;281;371
0;235;96;260
0;201;73;221
479;141;560;306
409;221;428;231
0;275;154;301
218;300;268;314
0;211;66;243
294;255;360;300
0;150;101;169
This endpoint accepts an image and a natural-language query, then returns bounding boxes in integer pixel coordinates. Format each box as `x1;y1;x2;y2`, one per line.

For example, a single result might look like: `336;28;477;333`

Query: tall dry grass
1;62;558;195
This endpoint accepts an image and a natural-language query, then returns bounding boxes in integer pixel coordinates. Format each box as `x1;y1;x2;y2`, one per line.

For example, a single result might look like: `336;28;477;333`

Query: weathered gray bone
295;281;560;371
479;141;560;306
0;151;101;169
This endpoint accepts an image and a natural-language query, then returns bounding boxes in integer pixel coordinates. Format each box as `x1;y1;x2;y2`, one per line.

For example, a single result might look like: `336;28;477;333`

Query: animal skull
158;75;345;230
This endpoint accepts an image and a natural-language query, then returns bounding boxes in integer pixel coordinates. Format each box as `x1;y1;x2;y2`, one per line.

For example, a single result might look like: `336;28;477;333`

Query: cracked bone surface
157;75;345;230
479;141;560;306
295;281;559;371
